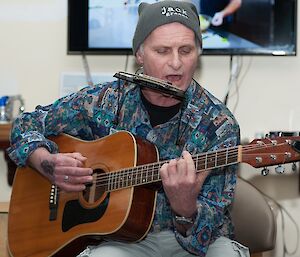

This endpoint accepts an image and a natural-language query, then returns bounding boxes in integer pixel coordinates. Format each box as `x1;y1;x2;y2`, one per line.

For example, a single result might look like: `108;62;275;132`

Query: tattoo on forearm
41;160;56;176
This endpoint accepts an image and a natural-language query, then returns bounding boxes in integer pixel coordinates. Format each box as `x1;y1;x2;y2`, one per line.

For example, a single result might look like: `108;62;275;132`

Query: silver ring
64;175;69;183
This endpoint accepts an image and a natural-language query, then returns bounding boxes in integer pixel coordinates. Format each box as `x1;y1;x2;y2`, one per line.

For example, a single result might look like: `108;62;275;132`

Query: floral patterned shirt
8;79;240;256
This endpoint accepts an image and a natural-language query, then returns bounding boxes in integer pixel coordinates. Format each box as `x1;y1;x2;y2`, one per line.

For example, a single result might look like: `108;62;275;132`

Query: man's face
136;22;199;92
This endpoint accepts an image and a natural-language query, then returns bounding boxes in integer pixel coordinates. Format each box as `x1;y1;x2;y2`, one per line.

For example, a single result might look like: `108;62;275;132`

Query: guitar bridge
49;184;59;221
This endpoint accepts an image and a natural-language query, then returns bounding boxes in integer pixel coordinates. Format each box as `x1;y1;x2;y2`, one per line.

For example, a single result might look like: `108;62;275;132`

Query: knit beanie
132;1;202;55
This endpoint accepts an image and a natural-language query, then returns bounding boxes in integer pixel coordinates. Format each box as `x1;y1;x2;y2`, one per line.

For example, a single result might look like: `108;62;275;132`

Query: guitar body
8;131;159;257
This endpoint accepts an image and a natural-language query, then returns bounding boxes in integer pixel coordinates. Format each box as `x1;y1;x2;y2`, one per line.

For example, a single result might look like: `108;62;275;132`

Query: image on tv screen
86;0;296;55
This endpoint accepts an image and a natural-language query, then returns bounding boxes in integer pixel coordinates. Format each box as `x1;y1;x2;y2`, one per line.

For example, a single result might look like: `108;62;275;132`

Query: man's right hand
28;148;93;192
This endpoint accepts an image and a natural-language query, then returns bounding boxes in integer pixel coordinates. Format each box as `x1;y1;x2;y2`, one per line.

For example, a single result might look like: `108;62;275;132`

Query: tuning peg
261;167;269;176
275;165;285;174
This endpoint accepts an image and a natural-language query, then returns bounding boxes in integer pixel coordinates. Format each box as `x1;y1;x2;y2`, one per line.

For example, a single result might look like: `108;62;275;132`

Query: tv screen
68;0;297;56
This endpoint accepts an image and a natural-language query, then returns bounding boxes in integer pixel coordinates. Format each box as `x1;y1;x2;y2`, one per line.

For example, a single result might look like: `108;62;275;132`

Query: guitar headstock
241;136;300;168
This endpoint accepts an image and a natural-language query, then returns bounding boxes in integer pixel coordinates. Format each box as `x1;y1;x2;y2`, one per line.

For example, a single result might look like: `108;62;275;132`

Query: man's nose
168;52;182;70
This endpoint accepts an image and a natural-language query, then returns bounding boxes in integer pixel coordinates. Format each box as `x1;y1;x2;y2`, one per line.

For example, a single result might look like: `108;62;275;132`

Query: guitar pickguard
62;193;110;232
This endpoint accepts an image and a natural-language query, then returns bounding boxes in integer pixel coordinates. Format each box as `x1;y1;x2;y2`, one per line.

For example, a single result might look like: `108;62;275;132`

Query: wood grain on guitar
7;131;300;257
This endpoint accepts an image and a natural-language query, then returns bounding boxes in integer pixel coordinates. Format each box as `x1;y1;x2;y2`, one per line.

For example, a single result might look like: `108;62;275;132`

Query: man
8;1;249;256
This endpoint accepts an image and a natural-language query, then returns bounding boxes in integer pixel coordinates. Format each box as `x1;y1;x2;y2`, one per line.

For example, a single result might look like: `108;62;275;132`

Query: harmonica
113;71;185;101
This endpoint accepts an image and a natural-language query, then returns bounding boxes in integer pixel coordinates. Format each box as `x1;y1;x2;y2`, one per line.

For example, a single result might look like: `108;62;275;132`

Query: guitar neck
96;136;300;192
105;146;240;192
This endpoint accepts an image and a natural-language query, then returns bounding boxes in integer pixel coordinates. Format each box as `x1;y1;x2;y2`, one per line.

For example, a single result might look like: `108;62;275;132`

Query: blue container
0;96;9;122
0;96;9;106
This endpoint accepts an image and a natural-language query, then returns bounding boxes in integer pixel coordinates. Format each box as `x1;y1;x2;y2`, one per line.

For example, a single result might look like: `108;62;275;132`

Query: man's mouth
166;75;182;83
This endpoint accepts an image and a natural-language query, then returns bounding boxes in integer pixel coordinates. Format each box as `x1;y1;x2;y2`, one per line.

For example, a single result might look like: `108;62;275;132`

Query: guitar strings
56;141;296;197
89;141;293;191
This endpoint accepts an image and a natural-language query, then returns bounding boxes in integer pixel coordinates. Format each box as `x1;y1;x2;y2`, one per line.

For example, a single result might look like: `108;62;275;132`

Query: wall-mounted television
68;0;297;56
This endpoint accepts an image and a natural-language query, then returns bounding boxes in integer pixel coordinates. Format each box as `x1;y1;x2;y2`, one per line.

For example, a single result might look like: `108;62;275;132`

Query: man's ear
135;49;144;66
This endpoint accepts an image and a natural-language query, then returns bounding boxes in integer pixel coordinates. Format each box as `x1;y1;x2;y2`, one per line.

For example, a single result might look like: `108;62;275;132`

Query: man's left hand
160;151;210;218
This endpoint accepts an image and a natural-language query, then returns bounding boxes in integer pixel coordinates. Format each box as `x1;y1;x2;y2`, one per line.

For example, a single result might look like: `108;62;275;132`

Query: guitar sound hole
82;168;107;203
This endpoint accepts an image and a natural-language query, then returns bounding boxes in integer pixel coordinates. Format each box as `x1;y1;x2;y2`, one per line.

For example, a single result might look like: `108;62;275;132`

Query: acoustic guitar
7;131;300;257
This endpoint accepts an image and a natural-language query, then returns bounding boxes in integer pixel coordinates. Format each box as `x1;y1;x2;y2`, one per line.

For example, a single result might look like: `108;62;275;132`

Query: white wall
0;1;299;256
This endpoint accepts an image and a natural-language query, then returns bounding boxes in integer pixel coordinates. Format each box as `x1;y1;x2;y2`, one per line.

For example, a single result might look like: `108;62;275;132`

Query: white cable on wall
224;55;253;114
82;53;94;86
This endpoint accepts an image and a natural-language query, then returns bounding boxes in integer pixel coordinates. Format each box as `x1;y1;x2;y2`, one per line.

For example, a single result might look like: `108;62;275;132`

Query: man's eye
180;47;192;54
156;48;168;54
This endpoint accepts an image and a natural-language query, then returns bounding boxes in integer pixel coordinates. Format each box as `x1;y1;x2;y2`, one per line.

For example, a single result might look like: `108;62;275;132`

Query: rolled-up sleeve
7;89;91;166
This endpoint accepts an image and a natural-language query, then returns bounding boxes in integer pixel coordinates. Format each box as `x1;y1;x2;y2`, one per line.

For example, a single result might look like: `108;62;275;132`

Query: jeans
77;230;250;257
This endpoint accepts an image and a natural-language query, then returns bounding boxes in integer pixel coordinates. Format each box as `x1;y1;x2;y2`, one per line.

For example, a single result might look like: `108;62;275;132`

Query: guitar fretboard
101;146;240;192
